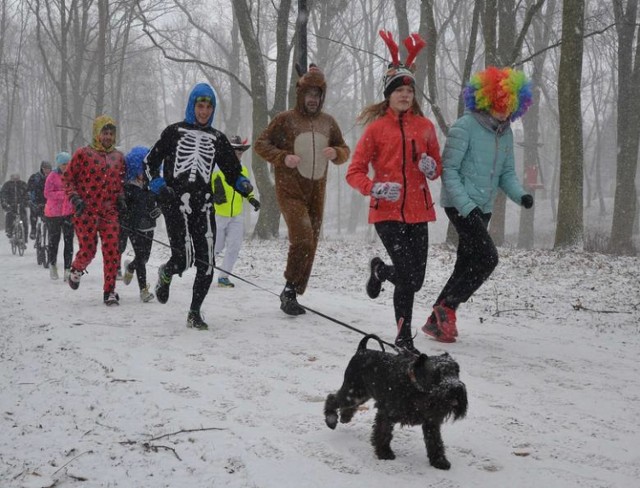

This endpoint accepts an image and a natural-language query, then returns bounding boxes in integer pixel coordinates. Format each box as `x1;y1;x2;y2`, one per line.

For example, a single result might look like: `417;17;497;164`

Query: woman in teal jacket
423;66;534;343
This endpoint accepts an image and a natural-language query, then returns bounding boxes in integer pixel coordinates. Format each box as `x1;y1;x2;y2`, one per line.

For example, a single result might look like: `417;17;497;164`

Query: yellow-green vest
211;164;254;217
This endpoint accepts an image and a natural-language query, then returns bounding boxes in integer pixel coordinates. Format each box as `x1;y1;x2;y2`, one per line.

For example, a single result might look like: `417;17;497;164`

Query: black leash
97;214;401;352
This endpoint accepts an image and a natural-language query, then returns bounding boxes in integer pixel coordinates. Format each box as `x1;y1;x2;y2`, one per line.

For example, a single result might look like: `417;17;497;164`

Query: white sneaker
140;285;155;303
63;268;71;282
123;260;134;285
49;265;59;280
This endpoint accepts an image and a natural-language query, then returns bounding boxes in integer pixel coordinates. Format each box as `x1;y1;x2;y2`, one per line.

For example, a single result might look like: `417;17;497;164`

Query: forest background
0;0;639;254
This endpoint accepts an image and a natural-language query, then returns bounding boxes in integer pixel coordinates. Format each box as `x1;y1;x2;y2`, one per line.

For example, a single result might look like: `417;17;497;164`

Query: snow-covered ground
1;228;639;488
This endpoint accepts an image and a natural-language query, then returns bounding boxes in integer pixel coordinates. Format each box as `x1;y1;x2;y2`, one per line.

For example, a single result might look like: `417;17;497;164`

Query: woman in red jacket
346;32;441;354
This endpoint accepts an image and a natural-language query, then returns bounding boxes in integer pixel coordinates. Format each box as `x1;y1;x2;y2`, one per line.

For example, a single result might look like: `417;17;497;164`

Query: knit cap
54;152;71;168
125;146;150;181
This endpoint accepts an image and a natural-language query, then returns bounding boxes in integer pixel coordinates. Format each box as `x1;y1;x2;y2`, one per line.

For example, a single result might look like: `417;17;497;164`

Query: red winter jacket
64;146;125;217
346;107;441;224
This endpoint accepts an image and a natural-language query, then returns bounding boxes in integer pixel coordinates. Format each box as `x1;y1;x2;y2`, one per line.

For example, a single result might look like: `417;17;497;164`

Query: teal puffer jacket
440;112;525;217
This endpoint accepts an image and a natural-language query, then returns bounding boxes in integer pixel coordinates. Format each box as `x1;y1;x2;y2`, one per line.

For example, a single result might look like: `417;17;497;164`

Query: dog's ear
414;353;429;368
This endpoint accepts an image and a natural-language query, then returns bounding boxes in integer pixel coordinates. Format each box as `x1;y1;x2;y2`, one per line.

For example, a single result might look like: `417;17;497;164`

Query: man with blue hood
145;82;254;330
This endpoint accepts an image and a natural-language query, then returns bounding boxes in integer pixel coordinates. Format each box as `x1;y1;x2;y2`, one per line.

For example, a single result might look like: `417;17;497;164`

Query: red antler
379;30;400;66
403;33;427;67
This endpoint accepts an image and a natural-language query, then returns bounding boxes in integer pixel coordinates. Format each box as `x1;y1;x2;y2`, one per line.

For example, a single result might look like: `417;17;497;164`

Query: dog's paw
430;456;451;470
376;448;396;460
325;412;338;429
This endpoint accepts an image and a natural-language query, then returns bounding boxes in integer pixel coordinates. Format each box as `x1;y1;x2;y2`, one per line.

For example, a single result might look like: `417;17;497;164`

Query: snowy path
1;235;639;487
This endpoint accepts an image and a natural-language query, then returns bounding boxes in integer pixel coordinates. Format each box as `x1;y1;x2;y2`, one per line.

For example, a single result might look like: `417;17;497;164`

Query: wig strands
463;66;533;121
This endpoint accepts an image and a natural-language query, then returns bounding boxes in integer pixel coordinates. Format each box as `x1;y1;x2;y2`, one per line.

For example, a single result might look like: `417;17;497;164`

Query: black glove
521;194;534;209
465;207;484;221
157;185;176;204
212;177;227;205
1;202;10;212
248;197;261;211
116;194;127;214
70;195;86;217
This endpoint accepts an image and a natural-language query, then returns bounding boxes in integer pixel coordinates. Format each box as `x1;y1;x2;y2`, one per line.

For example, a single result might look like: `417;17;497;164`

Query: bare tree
554;0;585;248
609;0;640;255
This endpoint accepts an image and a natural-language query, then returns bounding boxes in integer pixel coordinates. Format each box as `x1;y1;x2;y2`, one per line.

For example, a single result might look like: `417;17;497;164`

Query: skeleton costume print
145;82;246;314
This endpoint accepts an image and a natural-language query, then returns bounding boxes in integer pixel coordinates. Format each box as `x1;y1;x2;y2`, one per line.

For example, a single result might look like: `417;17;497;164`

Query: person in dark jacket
1;173;29;241
145;82;254;330
120;146;159;302
346;31;439;354
27;160;52;240
422;66;534;343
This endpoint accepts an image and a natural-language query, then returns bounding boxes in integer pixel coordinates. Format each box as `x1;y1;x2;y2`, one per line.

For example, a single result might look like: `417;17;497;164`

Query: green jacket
440;112;526;217
211;164;254;217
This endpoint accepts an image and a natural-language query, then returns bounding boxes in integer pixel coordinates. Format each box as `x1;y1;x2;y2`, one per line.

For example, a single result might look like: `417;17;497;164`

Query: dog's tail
357;334;386;353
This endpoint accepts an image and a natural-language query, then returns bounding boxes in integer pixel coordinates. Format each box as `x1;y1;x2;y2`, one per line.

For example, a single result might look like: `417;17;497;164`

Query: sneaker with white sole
123;260;134;285
103;291;120;306
49;264;59;280
68;268;83;290
63;268;71;282
217;277;235;288
140;285;155;303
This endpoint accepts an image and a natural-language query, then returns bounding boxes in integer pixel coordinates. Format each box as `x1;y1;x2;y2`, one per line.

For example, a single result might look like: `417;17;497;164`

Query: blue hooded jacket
184;83;217;127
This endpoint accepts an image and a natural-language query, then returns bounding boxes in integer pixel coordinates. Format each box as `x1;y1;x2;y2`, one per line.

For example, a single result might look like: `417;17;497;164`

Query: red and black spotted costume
64;115;125;294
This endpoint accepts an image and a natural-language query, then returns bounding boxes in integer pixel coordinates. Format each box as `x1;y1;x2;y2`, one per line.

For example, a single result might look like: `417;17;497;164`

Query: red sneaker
434;302;458;338
421;312;456;343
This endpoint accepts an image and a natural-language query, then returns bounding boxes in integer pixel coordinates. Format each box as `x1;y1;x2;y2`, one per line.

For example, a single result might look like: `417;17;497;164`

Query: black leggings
161;196;216;312
47;216;74;268
375;221;429;338
121;228;154;289
435;207;498;309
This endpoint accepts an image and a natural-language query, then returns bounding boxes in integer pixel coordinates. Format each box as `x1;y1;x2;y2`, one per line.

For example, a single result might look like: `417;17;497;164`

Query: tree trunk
554;0;585;248
95;0;108;116
609;0;640;255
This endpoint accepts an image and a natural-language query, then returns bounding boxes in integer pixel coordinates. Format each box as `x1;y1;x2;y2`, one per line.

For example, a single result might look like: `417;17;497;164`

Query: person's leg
214;215;230;278
61;217;74;270
189;205;215;313
375;222;429;341
29;206;37;239
97;215;121;294
219;216;244;279
5;212;14;237
47;216;62;267
71;214;99;272
130;230;153;290
435;208;497;308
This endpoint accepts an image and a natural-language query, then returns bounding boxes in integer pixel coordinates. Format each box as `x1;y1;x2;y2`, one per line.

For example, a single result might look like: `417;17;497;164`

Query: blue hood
184;83;217;127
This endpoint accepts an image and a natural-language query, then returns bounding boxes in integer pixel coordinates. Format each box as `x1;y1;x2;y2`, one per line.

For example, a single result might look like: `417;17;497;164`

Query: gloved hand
234;176;253;197
149;178;175;203
2;202;11;212
418;154;438;180
149;177;168;195
248;197;261;211
465;207;484;221
116;194;127;214
70;195;86;217
371;182;402;202
521;194;534;209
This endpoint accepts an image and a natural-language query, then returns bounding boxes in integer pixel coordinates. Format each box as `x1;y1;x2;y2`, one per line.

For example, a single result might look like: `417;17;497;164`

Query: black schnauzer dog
324;334;467;469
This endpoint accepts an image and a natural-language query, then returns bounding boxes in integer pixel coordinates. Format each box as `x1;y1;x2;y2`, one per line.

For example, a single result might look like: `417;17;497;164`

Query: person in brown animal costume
255;64;350;316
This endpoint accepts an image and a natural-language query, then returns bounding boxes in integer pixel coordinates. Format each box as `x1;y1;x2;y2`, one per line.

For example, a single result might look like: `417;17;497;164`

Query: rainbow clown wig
463;66;533;121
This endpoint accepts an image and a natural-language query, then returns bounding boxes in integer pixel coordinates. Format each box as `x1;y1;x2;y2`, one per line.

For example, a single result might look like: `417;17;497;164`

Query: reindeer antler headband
380;30;426;98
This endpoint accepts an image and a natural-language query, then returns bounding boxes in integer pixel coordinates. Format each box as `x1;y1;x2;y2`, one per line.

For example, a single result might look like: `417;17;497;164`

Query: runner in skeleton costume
145;82;253;330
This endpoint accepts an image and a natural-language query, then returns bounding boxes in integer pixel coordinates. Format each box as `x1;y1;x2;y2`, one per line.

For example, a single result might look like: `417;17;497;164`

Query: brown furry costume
255;66;350;294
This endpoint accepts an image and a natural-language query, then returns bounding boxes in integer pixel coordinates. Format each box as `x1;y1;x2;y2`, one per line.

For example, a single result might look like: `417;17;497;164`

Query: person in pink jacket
44;152;75;281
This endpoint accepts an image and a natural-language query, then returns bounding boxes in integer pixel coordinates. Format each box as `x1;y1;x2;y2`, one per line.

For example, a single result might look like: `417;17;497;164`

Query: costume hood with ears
295;64;326;115
184;82;218;127
91;115;117;152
